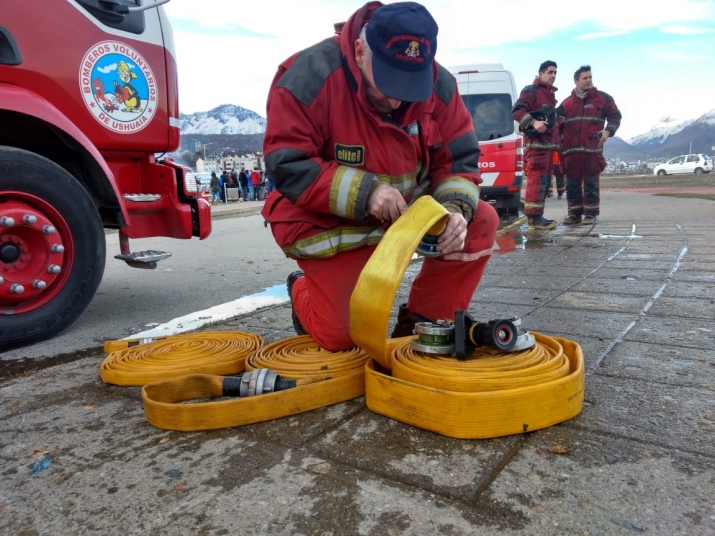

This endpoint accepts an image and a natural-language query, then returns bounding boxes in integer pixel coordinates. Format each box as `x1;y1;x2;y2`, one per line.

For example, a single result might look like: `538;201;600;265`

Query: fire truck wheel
0;146;106;350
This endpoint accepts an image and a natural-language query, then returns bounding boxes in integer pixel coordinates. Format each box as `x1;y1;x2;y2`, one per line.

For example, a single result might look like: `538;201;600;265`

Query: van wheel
694;168;703;175
657;170;667;176
0;147;106;350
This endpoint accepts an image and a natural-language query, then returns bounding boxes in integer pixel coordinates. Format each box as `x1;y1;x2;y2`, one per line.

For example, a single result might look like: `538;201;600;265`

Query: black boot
287;271;307;336
390;303;432;338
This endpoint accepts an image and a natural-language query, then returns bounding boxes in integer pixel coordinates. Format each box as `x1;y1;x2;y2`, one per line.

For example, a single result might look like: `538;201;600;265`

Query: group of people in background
512;62;622;229
208;168;274;205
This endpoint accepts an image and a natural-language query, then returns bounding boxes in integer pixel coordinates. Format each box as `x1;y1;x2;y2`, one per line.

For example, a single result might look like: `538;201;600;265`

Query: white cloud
576;30;630;40
163;0;715;138
661;25;715;35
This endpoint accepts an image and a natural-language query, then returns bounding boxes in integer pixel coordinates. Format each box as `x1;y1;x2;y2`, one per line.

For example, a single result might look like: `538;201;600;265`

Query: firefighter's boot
390;303;433;338
286;271;307;336
528;215;557;230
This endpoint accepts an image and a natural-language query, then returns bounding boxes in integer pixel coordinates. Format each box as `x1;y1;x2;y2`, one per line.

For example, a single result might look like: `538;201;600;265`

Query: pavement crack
468;434;529;505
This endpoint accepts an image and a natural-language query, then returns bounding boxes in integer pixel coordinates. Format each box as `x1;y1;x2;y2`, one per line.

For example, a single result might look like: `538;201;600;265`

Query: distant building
207;151;265;172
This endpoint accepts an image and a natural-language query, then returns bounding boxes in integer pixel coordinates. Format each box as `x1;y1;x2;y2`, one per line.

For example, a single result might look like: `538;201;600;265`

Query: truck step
115;250;172;270
123;194;163;202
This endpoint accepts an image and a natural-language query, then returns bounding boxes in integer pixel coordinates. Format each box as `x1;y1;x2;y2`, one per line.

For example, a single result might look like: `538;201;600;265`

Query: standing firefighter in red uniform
557;65;621;225
261;1;499;351
511;60;559;230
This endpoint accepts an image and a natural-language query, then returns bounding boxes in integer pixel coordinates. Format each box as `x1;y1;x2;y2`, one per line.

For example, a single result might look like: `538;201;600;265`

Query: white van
449;64;523;215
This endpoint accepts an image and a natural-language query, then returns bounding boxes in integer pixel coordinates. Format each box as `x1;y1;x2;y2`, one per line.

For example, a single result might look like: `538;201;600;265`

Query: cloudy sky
164;0;715;140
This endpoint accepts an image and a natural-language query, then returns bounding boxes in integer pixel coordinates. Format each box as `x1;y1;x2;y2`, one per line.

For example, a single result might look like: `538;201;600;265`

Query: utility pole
203;142;216;160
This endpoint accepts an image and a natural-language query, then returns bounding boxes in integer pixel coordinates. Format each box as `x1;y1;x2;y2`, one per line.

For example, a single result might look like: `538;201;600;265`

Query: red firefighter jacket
557;87;621;157
511;79;559;151
261;1;482;259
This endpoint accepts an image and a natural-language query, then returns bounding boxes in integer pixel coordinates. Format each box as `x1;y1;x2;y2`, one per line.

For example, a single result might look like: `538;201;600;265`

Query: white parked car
653;154;713;176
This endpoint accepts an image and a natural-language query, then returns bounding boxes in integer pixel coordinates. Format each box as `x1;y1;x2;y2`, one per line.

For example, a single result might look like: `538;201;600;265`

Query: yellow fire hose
349;196;584;438
100;331;262;386
101;196;584;437
140;336;370;431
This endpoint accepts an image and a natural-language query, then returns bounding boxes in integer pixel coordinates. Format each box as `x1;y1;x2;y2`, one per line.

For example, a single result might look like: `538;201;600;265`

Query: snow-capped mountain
627;116;693;147
180;104;266;135
627;108;715;157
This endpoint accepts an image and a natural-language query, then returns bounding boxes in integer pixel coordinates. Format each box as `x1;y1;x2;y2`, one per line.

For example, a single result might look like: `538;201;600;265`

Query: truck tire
0;146;106;350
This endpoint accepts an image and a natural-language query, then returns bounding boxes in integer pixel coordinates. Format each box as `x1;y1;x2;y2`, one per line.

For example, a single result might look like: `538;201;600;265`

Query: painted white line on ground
125;284;289;340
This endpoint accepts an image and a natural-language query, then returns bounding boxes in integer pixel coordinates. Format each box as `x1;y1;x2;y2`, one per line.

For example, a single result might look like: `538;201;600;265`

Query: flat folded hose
140;336;370;431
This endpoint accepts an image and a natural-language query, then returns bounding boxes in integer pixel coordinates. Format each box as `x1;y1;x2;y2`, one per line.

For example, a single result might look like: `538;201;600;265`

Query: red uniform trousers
291;200;499;351
552;162;566;197
562;153;605;217
523;150;554;217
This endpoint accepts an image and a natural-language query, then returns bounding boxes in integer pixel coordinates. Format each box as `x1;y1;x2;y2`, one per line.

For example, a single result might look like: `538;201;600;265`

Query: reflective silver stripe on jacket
561;147;604;156
525;141;559;150
563;116;605;124
282;226;385;259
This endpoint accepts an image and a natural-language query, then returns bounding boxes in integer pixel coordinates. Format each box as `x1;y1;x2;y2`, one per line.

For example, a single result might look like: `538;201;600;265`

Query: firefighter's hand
533;119;548;133
368;183;408;222
597;129;611;148
437;212;468;255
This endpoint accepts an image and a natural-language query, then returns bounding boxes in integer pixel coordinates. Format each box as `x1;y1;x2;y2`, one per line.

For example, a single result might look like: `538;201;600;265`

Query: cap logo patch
404;41;420;58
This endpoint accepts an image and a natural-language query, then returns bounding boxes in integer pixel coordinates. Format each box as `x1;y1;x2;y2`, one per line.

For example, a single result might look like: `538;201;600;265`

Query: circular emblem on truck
79;41;158;134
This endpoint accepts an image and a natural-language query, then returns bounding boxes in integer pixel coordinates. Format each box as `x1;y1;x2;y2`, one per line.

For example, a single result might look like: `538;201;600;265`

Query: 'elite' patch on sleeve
334;144;365;166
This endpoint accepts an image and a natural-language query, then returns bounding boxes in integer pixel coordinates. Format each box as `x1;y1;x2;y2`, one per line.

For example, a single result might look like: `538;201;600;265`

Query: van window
461;94;514;142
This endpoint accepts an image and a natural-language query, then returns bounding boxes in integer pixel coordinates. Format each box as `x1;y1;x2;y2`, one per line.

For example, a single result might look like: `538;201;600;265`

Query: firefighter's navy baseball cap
365;2;438;103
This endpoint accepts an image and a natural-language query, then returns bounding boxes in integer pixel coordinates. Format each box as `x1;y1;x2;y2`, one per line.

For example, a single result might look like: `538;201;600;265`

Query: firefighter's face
576;71;593;92
539;66;557;85
355;40;402;114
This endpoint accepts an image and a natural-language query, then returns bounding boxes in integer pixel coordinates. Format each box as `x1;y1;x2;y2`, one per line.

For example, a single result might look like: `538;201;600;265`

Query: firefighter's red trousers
290;200;499;351
562;153;605;216
524;150;554;217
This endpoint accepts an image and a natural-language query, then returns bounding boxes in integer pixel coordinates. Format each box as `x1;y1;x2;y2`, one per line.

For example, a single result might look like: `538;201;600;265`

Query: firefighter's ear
354;39;366;68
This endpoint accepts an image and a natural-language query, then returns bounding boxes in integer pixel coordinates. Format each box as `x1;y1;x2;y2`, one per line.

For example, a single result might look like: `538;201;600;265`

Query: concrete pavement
1;190;714;535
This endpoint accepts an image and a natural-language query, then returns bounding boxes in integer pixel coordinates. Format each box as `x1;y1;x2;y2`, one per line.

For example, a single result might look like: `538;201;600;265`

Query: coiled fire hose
351;196;583;438
101;196;583;437
100;331;262;386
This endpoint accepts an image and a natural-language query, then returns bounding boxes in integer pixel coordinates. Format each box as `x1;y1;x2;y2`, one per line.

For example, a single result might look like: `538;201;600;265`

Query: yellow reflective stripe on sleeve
330;166;367;220
432;177;480;204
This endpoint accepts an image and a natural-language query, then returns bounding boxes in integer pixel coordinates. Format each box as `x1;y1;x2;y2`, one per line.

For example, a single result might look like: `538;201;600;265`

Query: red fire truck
0;0;211;349
450;64;524;215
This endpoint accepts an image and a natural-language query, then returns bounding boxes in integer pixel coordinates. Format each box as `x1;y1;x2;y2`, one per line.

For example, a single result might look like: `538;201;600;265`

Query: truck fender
0;83;130;224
